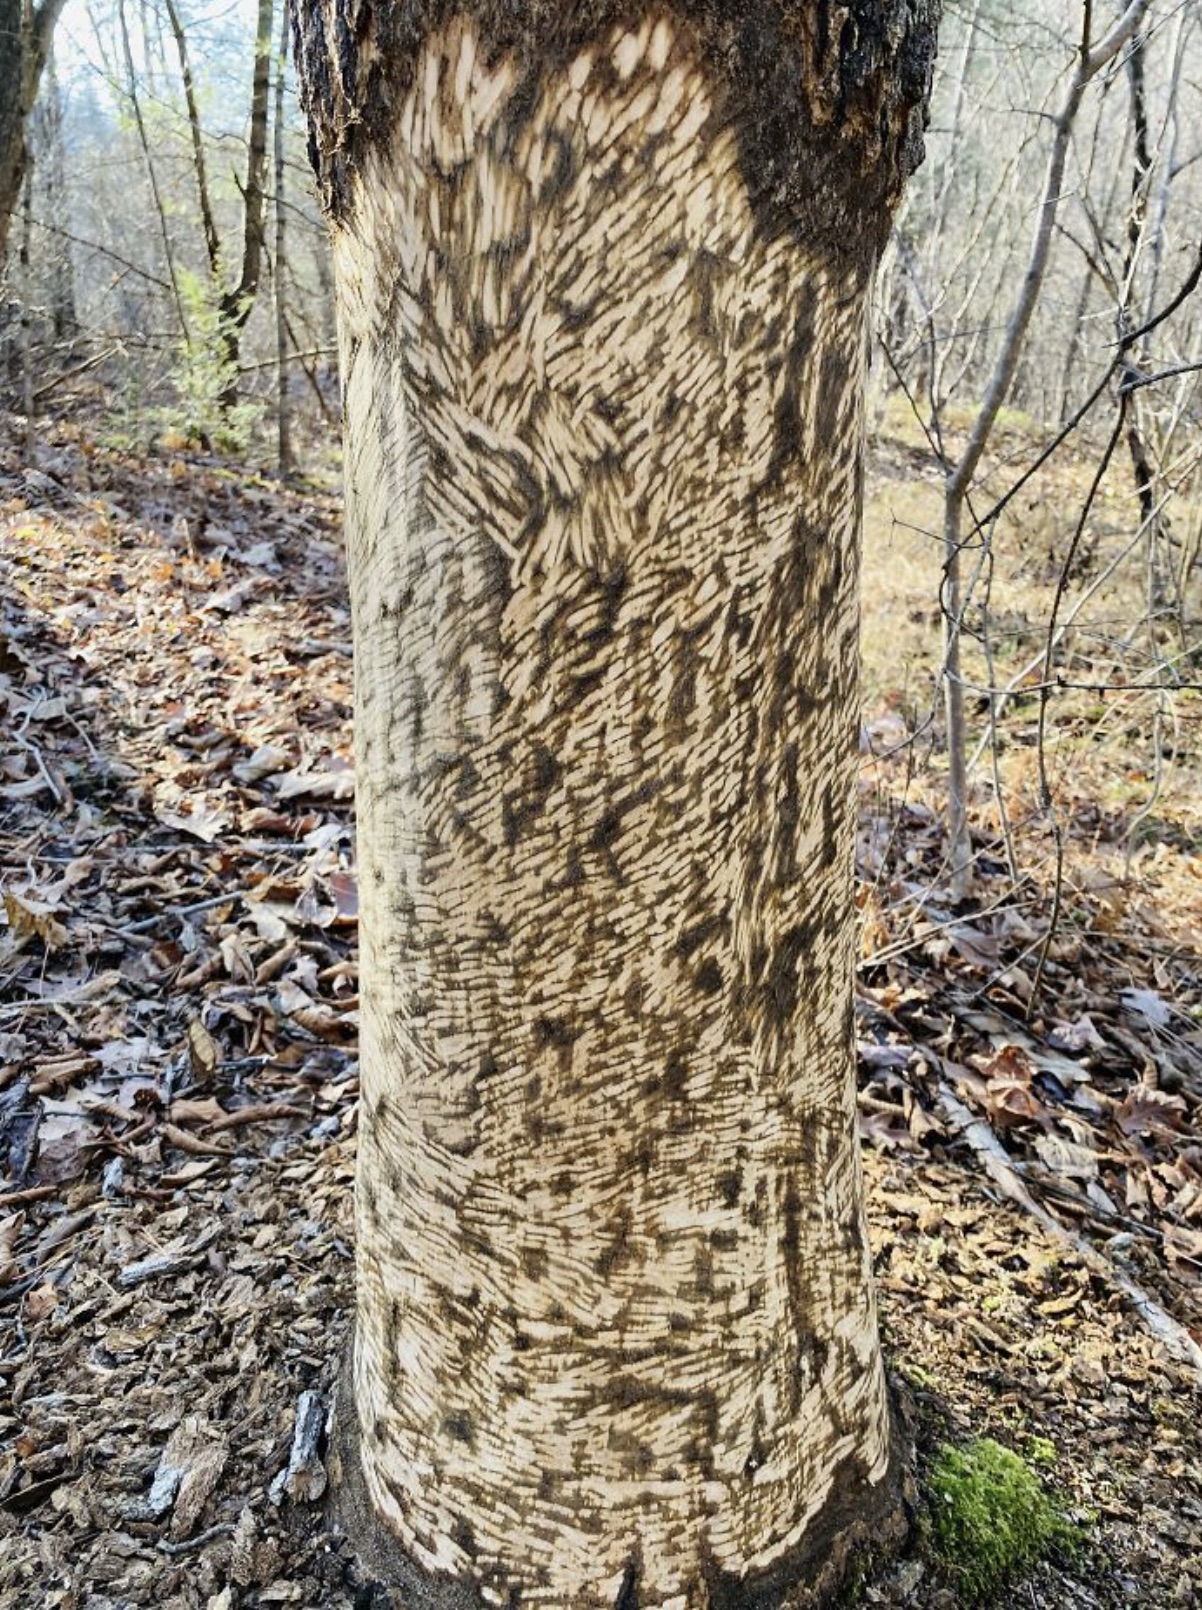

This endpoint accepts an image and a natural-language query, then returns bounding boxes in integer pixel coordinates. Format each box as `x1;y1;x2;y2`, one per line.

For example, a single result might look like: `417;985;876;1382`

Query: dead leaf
985;1078;1046;1129
1033;1133;1099;1181
187;1019;220;1085
202;578;260;614
3;890;68;951
155;804;230;843
857;1042;912;1071
220;931;256;983
233;744;291;785
1116;1085;1188;1138
169;1097;227;1126
160;1123;234;1158
326;870;358;922
275;979;348;1040
0;1211;23;1283
858;1107;914;1151
948;924;1000;969
1048;1015;1108;1054
970;1044;1047;1129
275;757;354;802
161;1158;219;1188
245;902;291;944
1121;988;1171;1029
24;1281;59;1321
1164;1223;1202;1282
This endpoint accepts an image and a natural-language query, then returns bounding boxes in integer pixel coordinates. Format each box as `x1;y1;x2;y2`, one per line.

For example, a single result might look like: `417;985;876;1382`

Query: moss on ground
925;1436;1081;1601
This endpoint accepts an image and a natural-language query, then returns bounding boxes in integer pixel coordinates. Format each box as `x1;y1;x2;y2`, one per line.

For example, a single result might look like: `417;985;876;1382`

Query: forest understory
1;411;1200;1608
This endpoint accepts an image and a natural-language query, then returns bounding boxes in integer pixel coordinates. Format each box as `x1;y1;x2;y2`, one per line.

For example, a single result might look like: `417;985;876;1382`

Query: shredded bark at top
293;0;940;258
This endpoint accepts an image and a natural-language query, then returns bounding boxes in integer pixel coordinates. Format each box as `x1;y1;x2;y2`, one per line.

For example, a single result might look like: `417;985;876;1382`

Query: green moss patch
926;1437;1080;1601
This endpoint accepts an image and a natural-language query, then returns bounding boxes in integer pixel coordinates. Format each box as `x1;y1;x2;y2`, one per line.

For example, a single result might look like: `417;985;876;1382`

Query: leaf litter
1;416;1200;1606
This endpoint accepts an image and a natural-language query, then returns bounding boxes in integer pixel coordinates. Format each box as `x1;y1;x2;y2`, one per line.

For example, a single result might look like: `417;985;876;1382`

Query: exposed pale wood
296;3;939;1604
339;20;882;1608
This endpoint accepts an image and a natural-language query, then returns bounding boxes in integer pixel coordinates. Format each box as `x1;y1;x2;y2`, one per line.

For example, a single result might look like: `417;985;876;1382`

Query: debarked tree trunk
294;5;939;1606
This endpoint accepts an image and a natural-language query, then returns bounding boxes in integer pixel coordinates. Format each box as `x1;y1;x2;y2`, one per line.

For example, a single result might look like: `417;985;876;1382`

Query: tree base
325;1345;917;1610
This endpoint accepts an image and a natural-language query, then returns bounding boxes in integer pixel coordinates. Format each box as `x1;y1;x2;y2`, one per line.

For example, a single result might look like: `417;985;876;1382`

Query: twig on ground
156;1522;235;1557
936;1082;1202;1380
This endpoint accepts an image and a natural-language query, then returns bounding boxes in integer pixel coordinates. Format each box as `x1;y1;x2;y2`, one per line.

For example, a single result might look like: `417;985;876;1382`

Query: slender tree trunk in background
19;160;33;454
117;0;189;340
1118;22;1164;617
273;5;291;474
939;0;1152;901
296;3;937;1604
164;0;221;278
216;0;273;404
0;0;67;271
37;48;75;341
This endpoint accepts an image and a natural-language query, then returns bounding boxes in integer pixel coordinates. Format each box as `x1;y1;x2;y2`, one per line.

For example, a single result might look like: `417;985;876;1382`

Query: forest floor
0;413;1200;1609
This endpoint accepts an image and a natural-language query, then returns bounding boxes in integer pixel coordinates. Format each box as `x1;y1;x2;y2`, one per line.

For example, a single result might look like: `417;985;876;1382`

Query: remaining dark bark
295;0;937;261
0;0;69;270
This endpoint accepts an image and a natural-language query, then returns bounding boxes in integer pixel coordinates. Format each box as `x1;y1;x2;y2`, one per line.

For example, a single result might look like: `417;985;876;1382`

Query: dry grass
861;400;1202;941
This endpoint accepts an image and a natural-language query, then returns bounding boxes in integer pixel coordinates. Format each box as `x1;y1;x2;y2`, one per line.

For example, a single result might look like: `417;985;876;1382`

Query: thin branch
163;0;220;277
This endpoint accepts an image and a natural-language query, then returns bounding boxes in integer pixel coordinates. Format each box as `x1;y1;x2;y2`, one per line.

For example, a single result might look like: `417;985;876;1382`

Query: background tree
876;0;1202;906
296;1;938;1605
1;0;338;449
164;0;275;402
0;0;69;266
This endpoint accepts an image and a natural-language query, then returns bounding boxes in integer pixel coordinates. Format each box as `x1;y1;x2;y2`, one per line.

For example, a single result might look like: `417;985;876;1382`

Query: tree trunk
0;0;68;271
295;4;938;1605
273;3;292;474
164;0;222;279
37;49;75;341
217;0;274;404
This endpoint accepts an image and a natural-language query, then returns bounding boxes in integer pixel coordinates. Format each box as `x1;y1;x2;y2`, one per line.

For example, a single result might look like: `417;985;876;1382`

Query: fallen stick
936;1082;1202;1380
210;1101;309;1130
160;1123;234;1158
0;1184;57;1210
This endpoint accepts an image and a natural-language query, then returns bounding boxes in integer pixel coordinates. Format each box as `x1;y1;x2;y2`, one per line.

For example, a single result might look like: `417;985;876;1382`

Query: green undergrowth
924;1436;1082;1601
